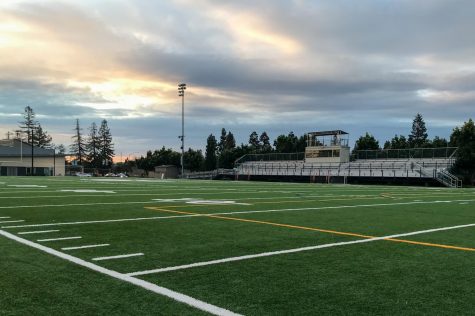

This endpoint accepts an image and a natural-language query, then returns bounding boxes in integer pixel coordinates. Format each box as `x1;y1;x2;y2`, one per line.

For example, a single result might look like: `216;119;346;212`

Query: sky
0;0;474;159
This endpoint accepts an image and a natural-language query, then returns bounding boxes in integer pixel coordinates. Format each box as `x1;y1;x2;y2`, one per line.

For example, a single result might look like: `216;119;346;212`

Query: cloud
0;0;474;153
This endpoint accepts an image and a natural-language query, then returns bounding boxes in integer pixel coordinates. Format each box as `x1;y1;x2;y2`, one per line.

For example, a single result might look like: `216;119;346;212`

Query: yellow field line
145;207;475;252
385;238;475;252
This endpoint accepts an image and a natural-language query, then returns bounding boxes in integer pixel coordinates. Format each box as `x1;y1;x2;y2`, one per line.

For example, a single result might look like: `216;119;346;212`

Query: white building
0;139;65;176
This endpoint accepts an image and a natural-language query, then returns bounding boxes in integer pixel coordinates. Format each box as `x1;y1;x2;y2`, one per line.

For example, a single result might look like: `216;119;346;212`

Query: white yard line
0;220;24;224
18;230;60;235
62;244;110;250
0;201;157;209
92;253;144;261
0;230;239;316
3;214;202;228
127;222;475;276
0;216;11;219
3;199;475;229
37;236;82;242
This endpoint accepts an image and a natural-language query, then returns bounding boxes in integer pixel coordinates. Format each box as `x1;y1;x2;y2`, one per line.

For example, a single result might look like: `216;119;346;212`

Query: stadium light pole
178;83;186;178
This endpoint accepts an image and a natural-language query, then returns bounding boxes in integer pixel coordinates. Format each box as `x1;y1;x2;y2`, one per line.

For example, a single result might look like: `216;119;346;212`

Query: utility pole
178;83;186;178
31;127;34;176
53;146;56;176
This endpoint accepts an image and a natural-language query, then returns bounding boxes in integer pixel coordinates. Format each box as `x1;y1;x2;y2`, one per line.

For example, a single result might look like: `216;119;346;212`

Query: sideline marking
18;230;60;235
92;253;144;261
0;229;240;316
127;222;475;276
0;220;24;224
0;216;11;219
62;244;110;250
37;236;82;242
4;199;475;229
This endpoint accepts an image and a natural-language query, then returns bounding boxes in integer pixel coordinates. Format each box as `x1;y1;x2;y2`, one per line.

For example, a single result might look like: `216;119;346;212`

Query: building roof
307;130;349;137
0;139;59;157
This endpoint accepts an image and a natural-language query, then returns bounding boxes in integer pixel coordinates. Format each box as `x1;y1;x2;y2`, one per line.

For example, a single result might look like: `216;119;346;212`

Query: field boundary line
127;221;475;276
4;199;475;229
0;229;241;316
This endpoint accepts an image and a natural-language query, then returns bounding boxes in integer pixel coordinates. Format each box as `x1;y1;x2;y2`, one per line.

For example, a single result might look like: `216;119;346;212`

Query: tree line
13;106;115;169
9;107;474;184
133;113;474;184
70;119;115;169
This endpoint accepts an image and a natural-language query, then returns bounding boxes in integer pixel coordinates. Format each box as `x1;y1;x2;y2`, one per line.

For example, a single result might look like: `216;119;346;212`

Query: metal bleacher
235;147;462;188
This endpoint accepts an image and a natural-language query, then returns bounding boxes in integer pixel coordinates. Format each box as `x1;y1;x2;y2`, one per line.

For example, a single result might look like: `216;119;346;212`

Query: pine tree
86;122;101;168
19;106;37;145
408;113;428;148
34;124;52;148
205;134;217;170
70;119;86;165
98;119;114;168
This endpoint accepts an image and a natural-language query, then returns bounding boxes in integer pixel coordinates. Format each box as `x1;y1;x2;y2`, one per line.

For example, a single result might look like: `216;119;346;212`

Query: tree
274;131;299;153
86;122;101;168
259;131;272;153
205;134;218;170
431;136;448;148
385;134;409;149
248;131;260;152
408;113;428;148
450;119;475;185
225;131;236;150
353;132;380;151
56;144;66;155
218;128;227;153
70;119;86;165
33;123;52;148
98;119;114;168
19;106;37;145
296;134;307;152
184;148;204;172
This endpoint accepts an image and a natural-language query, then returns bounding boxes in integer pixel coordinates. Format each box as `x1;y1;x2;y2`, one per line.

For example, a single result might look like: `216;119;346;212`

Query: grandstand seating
235;156;461;187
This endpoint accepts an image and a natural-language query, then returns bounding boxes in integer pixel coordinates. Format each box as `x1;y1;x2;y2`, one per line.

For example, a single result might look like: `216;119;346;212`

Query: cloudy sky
0;0;474;158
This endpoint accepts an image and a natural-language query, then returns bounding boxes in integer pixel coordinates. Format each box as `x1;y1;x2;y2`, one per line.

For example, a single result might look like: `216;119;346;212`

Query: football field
1;177;474;315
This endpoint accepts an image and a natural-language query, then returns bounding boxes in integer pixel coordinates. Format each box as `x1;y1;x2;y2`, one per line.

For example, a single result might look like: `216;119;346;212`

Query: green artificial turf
0;177;474;315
